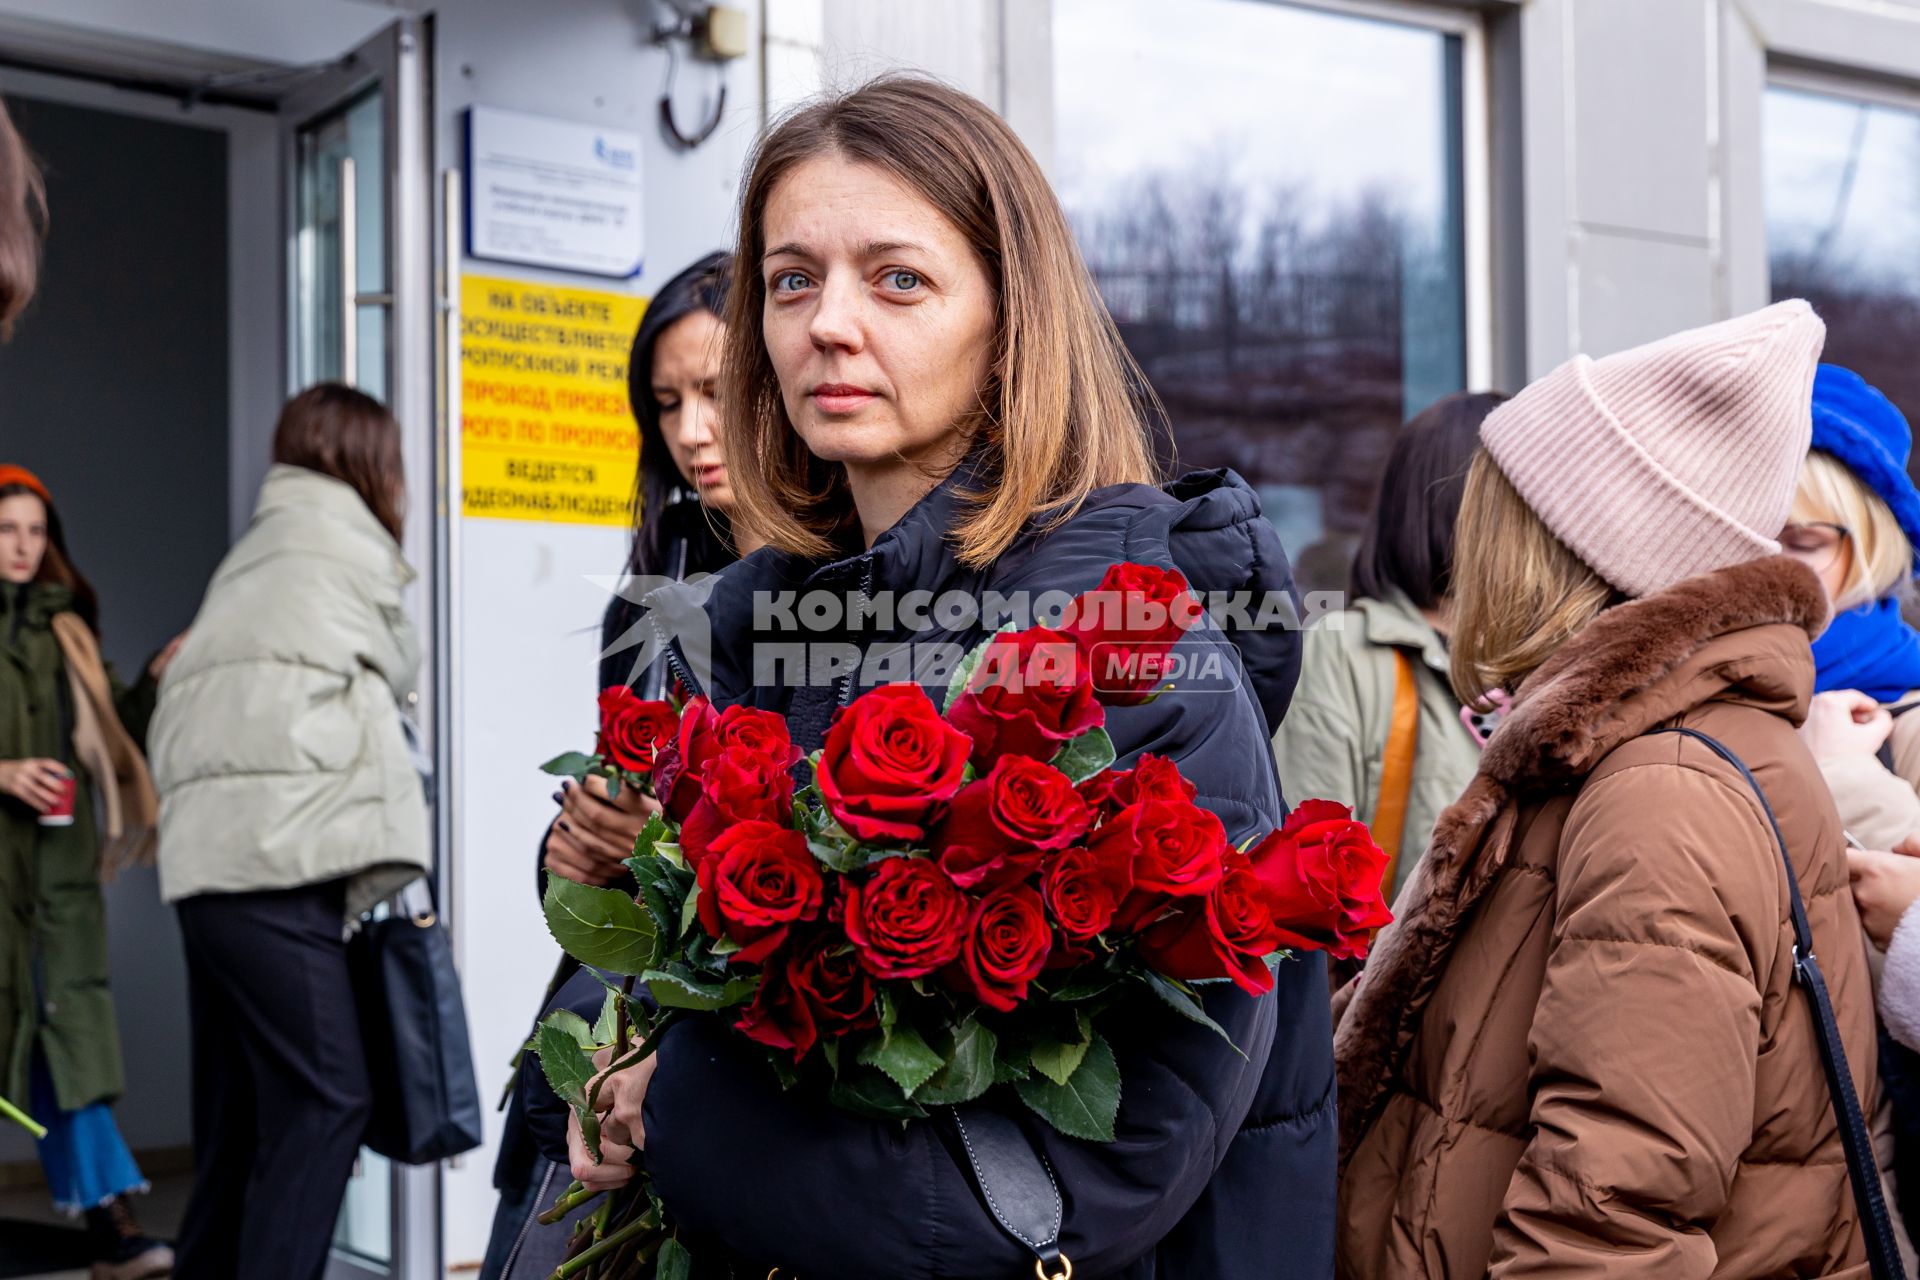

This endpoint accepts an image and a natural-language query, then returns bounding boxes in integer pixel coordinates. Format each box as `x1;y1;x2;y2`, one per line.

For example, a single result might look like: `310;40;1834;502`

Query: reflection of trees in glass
1766;94;1920;476
1069;159;1453;592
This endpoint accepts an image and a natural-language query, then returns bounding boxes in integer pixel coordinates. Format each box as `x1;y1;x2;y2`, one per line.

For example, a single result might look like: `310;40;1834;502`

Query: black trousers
173;880;371;1280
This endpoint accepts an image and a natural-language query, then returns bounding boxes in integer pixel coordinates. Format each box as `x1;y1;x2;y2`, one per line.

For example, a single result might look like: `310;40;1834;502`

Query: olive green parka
0;581;154;1112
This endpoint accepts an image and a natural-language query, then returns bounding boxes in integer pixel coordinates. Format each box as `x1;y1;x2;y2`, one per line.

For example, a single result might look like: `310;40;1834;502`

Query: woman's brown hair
721;75;1161;567
271;382;406;541
0;481;99;633
0;97;47;340
1448;450;1619;709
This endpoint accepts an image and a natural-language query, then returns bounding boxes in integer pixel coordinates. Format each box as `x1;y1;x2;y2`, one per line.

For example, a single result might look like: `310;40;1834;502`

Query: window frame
1038;0;1495;391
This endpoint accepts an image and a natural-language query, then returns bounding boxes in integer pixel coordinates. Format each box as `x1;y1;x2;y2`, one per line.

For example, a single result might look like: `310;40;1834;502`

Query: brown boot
84;1196;173;1280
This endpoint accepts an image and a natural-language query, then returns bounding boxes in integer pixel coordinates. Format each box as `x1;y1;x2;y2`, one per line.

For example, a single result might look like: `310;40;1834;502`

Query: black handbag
348;883;485;1165
1658;727;1904;1280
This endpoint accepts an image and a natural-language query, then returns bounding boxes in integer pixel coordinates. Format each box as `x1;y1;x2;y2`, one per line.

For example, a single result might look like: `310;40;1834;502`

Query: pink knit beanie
1480;298;1826;598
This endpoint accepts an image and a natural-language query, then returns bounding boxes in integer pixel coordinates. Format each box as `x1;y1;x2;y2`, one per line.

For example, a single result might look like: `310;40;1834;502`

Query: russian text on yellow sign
459;273;648;526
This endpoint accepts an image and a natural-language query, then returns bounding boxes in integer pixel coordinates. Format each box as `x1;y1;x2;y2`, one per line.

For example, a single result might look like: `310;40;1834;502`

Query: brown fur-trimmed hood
1333;554;1829;1165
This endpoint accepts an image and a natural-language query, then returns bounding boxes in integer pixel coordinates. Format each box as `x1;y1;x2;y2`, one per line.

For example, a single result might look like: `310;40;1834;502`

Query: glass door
280;17;438;1280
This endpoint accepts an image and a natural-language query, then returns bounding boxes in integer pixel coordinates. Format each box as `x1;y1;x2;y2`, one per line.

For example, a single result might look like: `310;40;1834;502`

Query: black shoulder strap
951;1103;1069;1278
1655;726;1903;1279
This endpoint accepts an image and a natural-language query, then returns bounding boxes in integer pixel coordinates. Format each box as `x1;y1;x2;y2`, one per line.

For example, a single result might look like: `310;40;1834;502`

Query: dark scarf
1811;595;1920;703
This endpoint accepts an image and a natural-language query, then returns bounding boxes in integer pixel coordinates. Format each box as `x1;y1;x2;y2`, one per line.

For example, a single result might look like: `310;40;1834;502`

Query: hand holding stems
1802;690;1895;761
0;758;67;813
545;775;663;887
1848;833;1920;950
565;1041;661;1191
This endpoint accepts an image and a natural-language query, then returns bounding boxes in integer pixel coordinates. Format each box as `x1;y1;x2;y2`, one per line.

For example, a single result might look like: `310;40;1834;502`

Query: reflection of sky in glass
1052;0;1451;240
1766;86;1920;284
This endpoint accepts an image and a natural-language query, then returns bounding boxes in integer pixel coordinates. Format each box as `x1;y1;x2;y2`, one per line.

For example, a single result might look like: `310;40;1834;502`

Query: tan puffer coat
1336;556;1877;1278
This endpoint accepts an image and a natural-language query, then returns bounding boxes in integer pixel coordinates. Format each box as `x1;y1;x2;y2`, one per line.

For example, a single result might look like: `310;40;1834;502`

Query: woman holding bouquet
1335;303;1884;1276
560;75;1331;1278
482;252;745;1279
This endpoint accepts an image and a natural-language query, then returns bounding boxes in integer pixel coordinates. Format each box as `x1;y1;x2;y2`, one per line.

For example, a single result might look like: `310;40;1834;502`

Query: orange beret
0;465;50;502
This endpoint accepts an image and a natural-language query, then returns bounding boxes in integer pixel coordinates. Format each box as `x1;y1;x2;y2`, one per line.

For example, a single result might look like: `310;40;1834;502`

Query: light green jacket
1271;588;1481;902
151;465;429;919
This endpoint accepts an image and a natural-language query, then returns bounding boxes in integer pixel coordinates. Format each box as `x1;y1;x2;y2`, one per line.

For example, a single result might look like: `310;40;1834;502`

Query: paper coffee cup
39;773;75;827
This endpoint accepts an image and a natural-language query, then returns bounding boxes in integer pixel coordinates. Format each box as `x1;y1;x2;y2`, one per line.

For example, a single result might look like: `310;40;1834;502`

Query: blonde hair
720;75;1160;568
1449;450;1620;708
1790;449;1913;611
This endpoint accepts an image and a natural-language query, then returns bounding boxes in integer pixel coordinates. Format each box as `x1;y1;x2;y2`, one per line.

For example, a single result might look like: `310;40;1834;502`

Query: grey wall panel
1575;227;1716;358
1570;0;1712;244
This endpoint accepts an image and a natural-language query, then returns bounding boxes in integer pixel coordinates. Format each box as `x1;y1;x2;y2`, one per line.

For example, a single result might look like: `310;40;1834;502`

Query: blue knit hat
1810;363;1920;573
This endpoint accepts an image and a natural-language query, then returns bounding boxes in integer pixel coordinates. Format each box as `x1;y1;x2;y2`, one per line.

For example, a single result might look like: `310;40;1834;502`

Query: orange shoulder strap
1375;648;1420;897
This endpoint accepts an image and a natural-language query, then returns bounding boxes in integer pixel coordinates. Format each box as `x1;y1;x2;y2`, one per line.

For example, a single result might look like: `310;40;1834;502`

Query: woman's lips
811;384;876;415
695;464;727;486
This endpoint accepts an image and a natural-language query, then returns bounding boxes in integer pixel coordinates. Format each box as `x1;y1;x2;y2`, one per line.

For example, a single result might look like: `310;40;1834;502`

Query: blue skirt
29;1053;146;1214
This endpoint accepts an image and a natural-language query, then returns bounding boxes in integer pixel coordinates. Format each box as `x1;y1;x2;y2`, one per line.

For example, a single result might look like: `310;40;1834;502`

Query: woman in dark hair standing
0;467;175;1279
150;383;430;1280
479;252;744;1280
1273;391;1506;903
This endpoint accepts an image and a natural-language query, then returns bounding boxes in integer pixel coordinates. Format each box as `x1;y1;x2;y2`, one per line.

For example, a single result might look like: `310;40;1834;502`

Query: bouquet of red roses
542;686;681;799
531;564;1392;1278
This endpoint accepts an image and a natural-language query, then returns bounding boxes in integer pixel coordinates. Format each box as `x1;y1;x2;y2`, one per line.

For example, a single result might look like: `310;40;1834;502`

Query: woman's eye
771;270;811;294
884;269;922;292
658;399;681;415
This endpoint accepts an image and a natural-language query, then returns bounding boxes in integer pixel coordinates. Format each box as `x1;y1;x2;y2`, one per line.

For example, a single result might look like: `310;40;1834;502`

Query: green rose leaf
857;1022;945;1095
543;876;657;975
540;751;597;781
632;856;693;944
1029;1026;1094;1087
605;772;622;801
1048;727;1116;784
1016;1031;1121;1142
679;880;702;940
808;836;865;874
1141;970;1236;1047
590;990;620;1047
830;1060;927;1122
944;623;1017;713
656;1238;694;1280
913;1016;998;1106
534;1015;598;1110
546;1008;596;1052
644;966;758;1012
632;812;671;859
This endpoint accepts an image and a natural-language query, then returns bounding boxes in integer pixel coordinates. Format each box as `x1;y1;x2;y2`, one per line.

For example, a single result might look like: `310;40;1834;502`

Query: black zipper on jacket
837;559;874;708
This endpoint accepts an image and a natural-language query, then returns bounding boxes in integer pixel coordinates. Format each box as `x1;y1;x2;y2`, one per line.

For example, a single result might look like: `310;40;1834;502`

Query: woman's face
653;308;732;512
0;493;47;585
1780;518;1854;604
760;155;997;473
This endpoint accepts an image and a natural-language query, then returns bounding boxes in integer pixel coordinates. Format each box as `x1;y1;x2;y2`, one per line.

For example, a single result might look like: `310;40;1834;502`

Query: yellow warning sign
459;274;648;524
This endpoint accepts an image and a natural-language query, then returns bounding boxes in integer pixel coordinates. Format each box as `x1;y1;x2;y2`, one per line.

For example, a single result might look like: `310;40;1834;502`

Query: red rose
840;856;970;979
1136;848;1290;995
735;935;879;1061
816;684;972;844
596;687;679;775
933;756;1091;889
1074;753;1197;826
680;746;796;866
1063;564;1202;705
656;698;798;823
1254;799;1393;961
960;884;1052;1012
694;820;824;964
1041;842;1132;941
1103;797;1229;933
947;627;1104;767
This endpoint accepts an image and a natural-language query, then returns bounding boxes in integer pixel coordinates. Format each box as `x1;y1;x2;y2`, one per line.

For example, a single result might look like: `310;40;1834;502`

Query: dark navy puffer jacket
634;462;1335;1279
